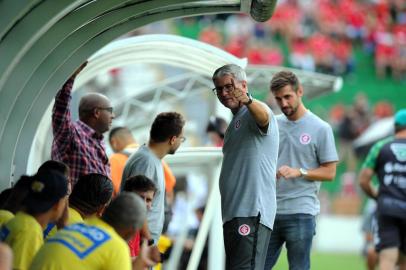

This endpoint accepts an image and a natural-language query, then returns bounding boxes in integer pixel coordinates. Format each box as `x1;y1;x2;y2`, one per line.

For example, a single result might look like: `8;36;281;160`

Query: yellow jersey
0;210;14;226
1;211;43;270
29;217;131;270
45;207;84;239
67;207;84;225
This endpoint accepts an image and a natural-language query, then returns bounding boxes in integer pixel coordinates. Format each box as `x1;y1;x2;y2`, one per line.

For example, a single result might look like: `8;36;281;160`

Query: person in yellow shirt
38;162;113;232
37;160;70;238
1;170;68;270
67;173;114;224
0;188;14;226
0;209;13;227
0;175;33;226
30;192;149;270
44;172;114;239
44;173;113;238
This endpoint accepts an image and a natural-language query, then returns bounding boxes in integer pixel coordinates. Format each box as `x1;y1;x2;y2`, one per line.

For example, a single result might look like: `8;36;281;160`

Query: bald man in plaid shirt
51;62;114;185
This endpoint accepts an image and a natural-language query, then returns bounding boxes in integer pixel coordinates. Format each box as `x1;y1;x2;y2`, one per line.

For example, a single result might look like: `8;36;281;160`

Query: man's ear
169;136;176;145
93;108;101;119
110;137;117;150
297;85;304;98
241;80;248;91
96;204;108;217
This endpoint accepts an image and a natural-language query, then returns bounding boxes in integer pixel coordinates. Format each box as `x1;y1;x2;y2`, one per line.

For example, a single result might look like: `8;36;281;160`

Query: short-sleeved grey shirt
122;145;165;242
219;102;279;230
276;111;338;215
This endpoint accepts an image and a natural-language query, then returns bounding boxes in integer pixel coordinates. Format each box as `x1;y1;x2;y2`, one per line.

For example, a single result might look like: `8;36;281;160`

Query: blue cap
394;109;406;126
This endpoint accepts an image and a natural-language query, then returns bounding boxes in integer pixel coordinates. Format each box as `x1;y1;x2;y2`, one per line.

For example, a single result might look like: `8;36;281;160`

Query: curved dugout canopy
28;34;342;180
0;0;278;188
27;34;248;176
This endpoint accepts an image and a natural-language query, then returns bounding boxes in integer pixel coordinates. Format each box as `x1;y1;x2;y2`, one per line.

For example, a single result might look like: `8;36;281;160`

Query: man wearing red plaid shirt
51;62;114;185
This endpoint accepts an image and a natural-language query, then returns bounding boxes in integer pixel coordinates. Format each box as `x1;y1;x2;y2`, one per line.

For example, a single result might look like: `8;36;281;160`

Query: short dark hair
124;175;157;194
150;112;185;143
270;71;299;93
69;173;113;216
109;126;132;142
38;160;69;176
102;192;146;230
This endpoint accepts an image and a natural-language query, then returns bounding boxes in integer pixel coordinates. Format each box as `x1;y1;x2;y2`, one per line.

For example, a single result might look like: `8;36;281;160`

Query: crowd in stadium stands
146;0;405;78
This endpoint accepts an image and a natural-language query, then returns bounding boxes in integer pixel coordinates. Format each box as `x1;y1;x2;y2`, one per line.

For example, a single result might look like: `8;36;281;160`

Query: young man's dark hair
150;112;185;143
69;173;114;216
270;71;299;93
124;175;157;194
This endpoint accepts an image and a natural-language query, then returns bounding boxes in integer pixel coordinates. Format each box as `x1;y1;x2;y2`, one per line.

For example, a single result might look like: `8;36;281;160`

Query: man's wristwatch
299;168;308;177
245;93;253;105
148;239;155;246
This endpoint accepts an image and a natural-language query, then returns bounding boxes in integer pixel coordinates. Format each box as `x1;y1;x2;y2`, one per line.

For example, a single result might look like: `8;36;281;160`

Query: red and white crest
238;224;250;236
299;133;311;145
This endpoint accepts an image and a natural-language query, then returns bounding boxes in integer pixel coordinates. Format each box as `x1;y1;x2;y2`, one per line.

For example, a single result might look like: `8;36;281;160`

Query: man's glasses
212;84;234;95
178;136;186;143
96;107;113;113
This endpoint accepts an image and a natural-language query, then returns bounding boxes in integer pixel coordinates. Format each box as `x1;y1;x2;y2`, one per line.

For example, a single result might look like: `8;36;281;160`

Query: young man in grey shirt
265;71;338;270
122;112;185;244
212;64;279;270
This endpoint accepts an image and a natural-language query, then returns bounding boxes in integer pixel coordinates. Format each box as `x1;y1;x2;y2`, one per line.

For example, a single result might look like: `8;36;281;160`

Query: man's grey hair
102;192;146;230
212;64;247;82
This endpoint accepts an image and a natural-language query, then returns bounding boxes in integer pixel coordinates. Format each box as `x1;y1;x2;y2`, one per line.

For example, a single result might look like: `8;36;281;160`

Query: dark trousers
223;216;272;270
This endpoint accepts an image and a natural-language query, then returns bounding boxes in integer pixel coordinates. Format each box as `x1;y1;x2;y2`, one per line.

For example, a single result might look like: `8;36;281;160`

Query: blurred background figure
179;206;208;270
361;199;378;270
123;175;157;258
359;109;406;270
205;116;228;147
109;126;139;195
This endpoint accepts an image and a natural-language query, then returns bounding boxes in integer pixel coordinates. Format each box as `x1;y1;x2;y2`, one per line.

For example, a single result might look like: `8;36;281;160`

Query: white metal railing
164;147;225;270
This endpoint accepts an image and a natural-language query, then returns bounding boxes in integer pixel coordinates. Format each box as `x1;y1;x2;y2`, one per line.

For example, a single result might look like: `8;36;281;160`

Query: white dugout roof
0;0;278;188
0;0;342;188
